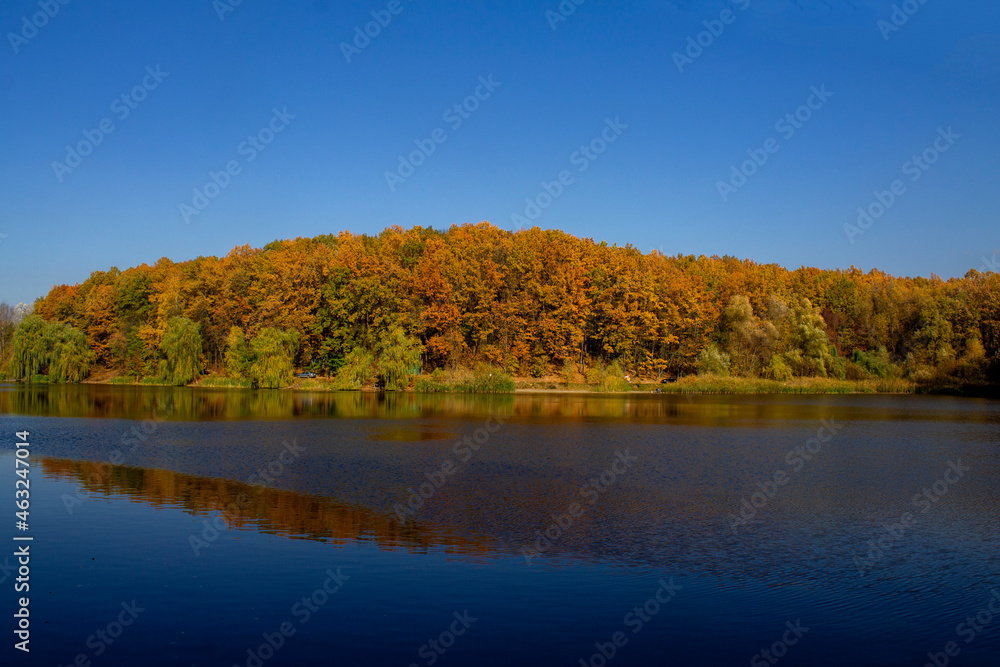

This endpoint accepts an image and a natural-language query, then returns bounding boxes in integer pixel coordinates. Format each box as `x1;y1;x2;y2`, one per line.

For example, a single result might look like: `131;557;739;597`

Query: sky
0;0;998;306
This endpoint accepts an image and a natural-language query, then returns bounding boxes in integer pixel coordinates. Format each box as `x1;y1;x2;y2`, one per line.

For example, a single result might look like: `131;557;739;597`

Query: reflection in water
5;387;1000;666
2;382;996;424
40;457;492;555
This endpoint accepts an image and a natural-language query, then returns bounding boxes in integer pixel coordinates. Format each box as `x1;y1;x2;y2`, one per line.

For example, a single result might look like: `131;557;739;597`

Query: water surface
2;385;998;666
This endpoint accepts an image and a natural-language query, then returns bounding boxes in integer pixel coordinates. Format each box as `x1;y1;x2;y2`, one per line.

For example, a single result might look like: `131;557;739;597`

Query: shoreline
14;375;995;397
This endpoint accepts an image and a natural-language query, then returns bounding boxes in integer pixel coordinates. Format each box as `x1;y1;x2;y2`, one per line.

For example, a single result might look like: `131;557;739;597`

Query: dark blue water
2;387;999;666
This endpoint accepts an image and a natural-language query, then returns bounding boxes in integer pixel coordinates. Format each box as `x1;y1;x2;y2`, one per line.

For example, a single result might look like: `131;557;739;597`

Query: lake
2;385;998;666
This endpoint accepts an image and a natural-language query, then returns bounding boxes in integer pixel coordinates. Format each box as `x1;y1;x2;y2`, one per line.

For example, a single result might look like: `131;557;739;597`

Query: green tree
374;326;423;390
159;316;203;385
249;328;299;388
47;322;94;382
224;326;251;378
10;315;48;379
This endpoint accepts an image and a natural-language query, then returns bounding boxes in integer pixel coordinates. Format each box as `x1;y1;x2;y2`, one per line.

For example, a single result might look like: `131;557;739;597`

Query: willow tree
47;322;95;382
375;326;423;390
10;315;48;379
249;328;299;388
224;326;251;378
159;316;203;385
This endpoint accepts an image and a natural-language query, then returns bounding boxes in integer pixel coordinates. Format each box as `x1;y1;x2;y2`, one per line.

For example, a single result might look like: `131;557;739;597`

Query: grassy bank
513;374;916;394
25;371;1000;396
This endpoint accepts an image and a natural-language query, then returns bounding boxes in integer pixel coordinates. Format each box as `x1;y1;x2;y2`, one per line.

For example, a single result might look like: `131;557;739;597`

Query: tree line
2;223;998;388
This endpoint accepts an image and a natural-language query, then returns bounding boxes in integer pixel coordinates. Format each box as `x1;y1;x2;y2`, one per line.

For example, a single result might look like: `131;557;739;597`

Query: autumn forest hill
21;223;1000;384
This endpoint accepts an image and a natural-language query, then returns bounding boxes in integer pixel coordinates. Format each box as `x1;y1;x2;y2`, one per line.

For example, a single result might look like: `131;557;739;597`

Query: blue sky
1;0;998;306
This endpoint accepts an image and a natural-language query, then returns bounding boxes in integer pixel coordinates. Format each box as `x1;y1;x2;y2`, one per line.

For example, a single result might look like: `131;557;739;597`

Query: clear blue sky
1;0;998;306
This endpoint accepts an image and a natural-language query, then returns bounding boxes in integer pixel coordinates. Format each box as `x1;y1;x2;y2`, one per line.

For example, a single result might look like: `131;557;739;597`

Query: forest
2;223;998;392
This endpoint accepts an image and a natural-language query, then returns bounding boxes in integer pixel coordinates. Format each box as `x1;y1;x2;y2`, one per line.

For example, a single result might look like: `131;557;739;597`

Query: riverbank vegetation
1;223;998;394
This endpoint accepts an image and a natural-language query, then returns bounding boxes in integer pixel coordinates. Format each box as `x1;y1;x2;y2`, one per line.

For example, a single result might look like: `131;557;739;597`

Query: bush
696;345;731;377
332;347;375;390
456;364;515;393
29;374;49;384
587;360;632;392
766;355;793;381
852;348;896;379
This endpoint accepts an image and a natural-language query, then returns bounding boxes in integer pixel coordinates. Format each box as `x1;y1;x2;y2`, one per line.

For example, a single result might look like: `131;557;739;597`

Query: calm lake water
2;385;998;666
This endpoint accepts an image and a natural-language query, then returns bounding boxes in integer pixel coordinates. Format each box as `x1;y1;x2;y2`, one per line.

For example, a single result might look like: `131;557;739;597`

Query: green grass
294;378;338;390
139;376;174;386
649;375;915;395
197;376;252;388
415;366;515;393
106;376;138;385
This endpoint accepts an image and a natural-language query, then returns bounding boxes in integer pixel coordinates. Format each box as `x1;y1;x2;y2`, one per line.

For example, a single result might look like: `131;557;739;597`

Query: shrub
766;355;793;381
587;360;632;392
457;364;515;393
852;348;896;379
333;347;376;390
696;345;731;377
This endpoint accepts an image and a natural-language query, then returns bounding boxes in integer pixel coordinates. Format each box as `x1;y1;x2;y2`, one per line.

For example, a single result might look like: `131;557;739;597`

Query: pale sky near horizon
1;0;998;306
